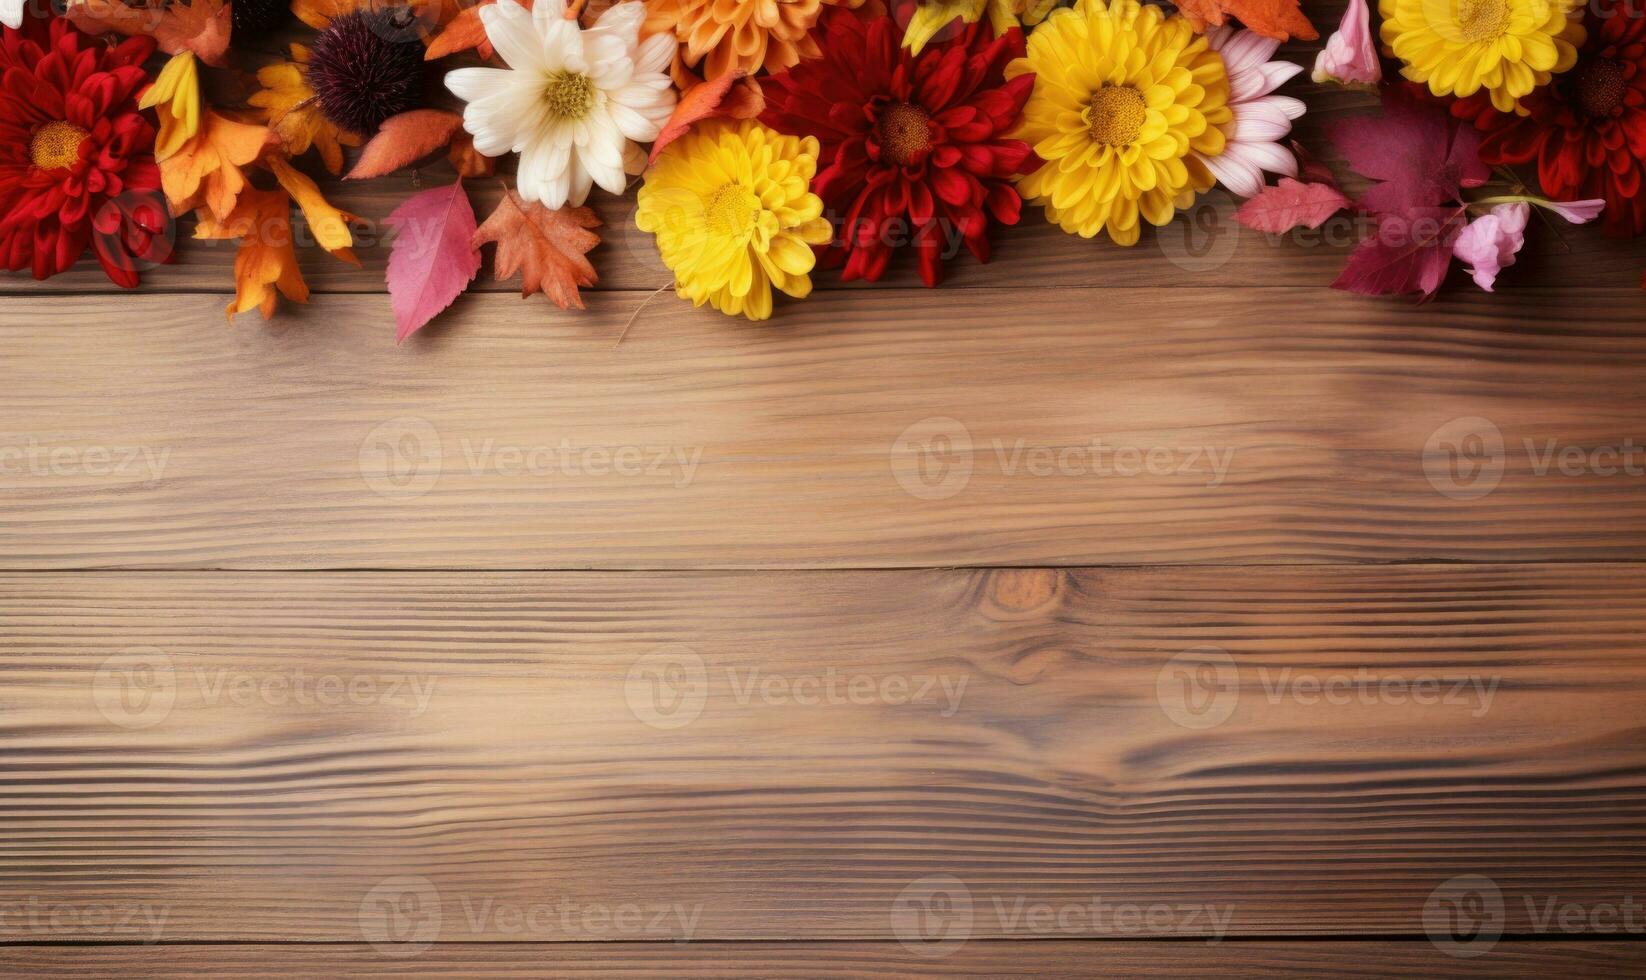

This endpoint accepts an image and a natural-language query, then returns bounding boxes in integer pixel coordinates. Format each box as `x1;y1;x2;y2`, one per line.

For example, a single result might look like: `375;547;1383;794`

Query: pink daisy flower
1195;26;1306;199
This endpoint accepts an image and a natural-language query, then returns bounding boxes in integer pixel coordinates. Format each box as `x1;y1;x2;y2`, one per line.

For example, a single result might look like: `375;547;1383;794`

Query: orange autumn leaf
266;156;358;257
194;189;310;320
159;112;270;220
472;192;599;310
425;0;543;60
1174;0;1316;41
647;70;764;164
65;0;233;66
448;131;496;178
249;47;361;176
346;110;465;179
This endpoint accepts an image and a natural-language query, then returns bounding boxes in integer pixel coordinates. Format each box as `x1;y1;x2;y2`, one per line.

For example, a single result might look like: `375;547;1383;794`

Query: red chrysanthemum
760;10;1036;286
1450;0;1646;238
0;14;169;287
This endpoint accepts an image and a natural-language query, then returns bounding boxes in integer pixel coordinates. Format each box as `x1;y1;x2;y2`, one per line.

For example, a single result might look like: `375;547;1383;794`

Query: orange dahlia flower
644;0;865;82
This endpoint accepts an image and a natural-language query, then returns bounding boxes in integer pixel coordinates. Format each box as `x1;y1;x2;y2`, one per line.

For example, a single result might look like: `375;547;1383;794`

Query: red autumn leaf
1327;88;1490;217
1333;206;1466;300
1174;0;1316;42
65;0;232;67
472;192;600;310
346;110;466;179
1289;139;1337;188
1234;179;1352;233
648;71;765;165
385;180;482;343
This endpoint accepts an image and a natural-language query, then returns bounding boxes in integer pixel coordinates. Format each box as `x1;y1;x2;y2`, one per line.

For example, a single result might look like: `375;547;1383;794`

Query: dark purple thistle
306;9;427;135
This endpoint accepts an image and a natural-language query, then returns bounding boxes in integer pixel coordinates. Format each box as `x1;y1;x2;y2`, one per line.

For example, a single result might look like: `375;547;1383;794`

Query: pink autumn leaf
1327;89;1489;216
1235;178;1352;233
1453;202;1529;292
1333;206;1466;299
385;180;482;344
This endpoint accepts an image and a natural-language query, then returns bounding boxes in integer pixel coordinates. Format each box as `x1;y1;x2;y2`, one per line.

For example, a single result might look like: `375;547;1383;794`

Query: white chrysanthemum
2;0;24;29
1194;26;1306;199
446;0;676;208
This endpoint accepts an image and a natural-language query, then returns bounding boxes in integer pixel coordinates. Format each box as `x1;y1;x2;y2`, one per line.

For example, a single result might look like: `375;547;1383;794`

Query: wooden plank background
4;16;1646;974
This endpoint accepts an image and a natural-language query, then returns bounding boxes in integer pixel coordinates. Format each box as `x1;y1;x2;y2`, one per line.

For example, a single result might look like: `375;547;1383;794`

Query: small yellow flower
637;120;832;321
903;0;1058;54
138;51;200;162
1007;0;1232;245
1380;0;1584;112
248;45;361;176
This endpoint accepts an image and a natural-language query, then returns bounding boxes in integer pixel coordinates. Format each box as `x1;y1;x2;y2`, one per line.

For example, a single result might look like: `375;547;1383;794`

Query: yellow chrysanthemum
637;120;832;321
903;0;1059;54
1006;0;1231;245
1380;0;1584;112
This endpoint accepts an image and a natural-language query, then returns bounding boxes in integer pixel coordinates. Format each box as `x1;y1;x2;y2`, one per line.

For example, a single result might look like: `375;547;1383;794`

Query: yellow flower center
877;102;931;166
1455;0;1511;42
29;121;89;171
1085;85;1146;147
705;182;759;236
542;71;595;119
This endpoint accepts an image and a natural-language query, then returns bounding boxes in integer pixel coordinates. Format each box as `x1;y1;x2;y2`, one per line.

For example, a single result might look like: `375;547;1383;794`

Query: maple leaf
1234;179;1352;233
267;156;359;258
346;110;465;180
1333;206;1466;300
1174;0;1316;42
385;180;482;343
472;192;600;310
1327;88;1490;217
648;71;765;165
249;47;362;176
65;0;232;66
158;112;270;220
194;189;310;319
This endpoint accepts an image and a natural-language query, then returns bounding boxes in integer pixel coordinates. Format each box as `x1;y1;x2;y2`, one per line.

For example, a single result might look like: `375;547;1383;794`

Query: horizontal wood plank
1;566;1643;940
5;290;1646;568
3;941;1645;976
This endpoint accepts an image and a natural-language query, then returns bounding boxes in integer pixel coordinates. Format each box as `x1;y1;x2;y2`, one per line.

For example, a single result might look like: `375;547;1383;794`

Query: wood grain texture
5;290;1646;568
4;942;1645;977
2;566;1643;940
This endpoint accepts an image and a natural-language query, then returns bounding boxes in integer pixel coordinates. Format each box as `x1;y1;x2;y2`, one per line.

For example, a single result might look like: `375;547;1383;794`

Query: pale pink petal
1312;0;1381;87
1453;203;1530;292
1546;198;1606;224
